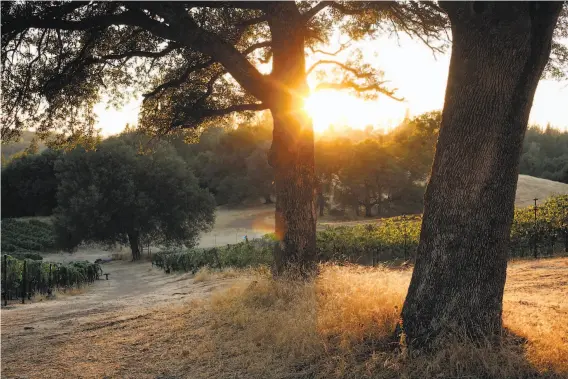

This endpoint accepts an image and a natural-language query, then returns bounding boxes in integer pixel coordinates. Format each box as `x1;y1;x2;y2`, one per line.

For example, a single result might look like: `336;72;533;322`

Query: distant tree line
3;112;567;223
519;125;568;184
160;111;441;216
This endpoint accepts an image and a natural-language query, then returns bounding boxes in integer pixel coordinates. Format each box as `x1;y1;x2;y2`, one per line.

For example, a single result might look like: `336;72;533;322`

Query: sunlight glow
95;34;568;136
304;90;408;134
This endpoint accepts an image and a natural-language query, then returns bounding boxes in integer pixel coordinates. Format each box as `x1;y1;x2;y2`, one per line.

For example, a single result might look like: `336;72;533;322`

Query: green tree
1;131;47;162
1;1;447;276
314;137;353;216
387;111;441;184
541;195;568;252
336;139;406;217
1;149;62;218
519;125;568;183
53;134;215;260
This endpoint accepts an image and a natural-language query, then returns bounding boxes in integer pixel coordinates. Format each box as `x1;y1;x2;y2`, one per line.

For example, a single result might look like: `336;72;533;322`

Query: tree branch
306;59;373;77
143;58;215;100
91;43;180;63
308;38;353;56
9;4;271;102
302;1;333;22
236;15;269;27
175;102;268;128
194;70;226;108
128;3;270;102
184;2;269;11
200;102;267;117
316;81;404;101
3;9;145;34
242;40;271;56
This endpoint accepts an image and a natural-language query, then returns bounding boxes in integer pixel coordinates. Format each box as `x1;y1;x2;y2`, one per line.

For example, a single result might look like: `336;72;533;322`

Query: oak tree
1;1;447;276
400;1;566;345
53;133;215;260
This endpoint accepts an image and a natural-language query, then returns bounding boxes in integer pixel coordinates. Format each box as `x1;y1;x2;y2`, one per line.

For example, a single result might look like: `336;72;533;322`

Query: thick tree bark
267;4;317;278
400;2;562;345
128;230;141;261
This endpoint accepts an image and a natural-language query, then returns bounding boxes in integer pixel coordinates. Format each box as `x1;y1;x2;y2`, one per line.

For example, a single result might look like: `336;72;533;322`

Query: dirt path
0;254;236;378
0;205;275;353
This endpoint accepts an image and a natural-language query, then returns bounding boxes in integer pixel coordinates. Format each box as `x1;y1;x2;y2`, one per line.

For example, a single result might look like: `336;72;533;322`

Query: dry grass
54;287;86;297
19;287;86;303
199;261;567;379
2;259;566;379
193;266;242;282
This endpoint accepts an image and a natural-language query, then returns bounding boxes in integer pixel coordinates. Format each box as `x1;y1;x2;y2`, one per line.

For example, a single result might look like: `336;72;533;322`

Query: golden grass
193;266;242;282
199;260;568;378
55;287;86;297
2;259;566;379
31;287;86;302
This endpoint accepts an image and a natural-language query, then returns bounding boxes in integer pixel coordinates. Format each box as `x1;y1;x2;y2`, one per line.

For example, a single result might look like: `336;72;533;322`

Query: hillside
516;174;568;207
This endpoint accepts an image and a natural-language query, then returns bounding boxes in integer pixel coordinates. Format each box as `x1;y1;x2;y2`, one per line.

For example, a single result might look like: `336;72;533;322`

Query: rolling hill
515;174;568;207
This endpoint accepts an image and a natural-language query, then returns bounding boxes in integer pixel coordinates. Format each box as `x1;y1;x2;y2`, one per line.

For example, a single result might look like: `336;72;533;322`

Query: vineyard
1;218;56;255
510;195;568;257
152;237;275;274
154;195;568;274
1;255;102;304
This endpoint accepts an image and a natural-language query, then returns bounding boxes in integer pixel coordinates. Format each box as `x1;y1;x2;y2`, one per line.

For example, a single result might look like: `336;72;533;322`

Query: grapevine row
153;195;567;274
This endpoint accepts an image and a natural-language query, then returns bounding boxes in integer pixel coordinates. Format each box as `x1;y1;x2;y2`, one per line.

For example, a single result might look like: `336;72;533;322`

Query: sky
94;33;568;136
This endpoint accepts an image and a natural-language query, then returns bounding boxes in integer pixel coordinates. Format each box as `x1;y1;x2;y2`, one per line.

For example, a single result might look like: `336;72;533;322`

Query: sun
304;90;408;134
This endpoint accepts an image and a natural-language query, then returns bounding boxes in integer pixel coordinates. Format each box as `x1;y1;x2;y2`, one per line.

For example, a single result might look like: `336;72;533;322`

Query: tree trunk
318;191;325;217
128;230;141;261
264;195;273;204
267;4;317;278
400;2;562;345
364;204;373;218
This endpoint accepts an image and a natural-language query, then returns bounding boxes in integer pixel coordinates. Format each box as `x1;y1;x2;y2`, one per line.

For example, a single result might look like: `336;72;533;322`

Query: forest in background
2;111;567;220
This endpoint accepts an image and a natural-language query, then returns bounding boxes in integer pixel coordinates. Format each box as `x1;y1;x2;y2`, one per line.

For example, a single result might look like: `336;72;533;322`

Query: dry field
1;257;567;379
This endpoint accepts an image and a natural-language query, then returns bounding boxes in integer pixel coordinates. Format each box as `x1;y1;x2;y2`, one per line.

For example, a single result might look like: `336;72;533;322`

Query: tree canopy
1;148;61;218
0;1;451;141
53;133;216;259
0;1;452;274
